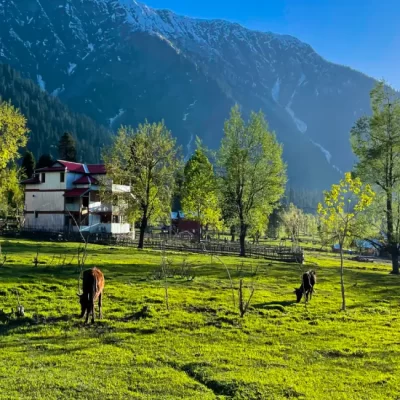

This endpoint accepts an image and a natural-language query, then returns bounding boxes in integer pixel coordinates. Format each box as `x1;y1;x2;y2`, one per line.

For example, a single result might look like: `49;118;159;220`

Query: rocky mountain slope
0;0;377;188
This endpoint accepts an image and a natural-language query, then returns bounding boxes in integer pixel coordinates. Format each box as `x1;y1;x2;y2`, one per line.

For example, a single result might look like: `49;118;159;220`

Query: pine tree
58;132;77;162
36;154;54;169
21;151;36;178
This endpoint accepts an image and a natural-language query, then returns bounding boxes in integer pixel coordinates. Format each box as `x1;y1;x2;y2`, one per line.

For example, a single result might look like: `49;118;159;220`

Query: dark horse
78;267;104;323
295;270;316;303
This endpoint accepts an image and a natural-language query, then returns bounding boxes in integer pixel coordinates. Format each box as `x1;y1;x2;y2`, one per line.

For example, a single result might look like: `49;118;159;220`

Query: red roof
35;167;65;173
73;175;99;185
34;161;105;175
58;161;86;173
64;188;90;198
87;164;106;174
20;176;40;185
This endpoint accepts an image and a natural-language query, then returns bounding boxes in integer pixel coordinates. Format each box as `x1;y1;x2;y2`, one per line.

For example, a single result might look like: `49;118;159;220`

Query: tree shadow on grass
252;300;296;311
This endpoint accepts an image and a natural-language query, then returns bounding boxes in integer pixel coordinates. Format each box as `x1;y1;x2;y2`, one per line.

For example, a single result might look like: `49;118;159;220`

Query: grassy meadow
0;239;399;399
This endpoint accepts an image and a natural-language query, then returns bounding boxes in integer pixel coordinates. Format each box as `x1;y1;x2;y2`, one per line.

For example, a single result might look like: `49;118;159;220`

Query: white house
21;160;133;235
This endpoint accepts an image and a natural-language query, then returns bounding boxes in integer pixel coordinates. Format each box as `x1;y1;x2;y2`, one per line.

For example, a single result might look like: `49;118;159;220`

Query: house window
60;172;65;183
41;173;46;183
112;215;119;223
35;211;39;218
91;192;101;202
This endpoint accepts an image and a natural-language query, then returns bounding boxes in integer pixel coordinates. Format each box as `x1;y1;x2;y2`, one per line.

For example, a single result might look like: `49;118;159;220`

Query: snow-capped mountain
0;0;377;188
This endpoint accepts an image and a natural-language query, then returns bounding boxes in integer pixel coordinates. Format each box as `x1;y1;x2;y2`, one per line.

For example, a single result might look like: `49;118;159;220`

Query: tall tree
103;122;181;249
0;102;28;221
0;101;29;170
351;81;400;274
218;105;286;256
36;154;54;169
58;132;77;162
318;173;375;310
181;138;222;239
21;151;35;178
0;167;24;221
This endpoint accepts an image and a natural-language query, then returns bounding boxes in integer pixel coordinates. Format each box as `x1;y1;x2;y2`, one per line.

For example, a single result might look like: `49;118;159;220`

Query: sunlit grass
0;238;399;399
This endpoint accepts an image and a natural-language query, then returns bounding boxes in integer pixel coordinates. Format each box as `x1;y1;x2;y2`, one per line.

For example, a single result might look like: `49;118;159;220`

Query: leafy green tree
318;173;375;310
58;132;77;162
36;154;54;169
181;138;222;239
218;105;286;256
0;167;24;222
103;122;181;249
351;81;400;274
21;151;36;178
281;203;304;242
0;101;29;170
248;208;268;244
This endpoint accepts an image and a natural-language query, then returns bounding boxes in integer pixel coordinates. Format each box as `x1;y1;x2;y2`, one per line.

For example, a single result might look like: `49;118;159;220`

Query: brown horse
78;267;104;323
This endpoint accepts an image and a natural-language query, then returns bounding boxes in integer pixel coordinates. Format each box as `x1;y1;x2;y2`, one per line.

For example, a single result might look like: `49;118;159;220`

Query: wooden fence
2;230;304;263
137;239;304;263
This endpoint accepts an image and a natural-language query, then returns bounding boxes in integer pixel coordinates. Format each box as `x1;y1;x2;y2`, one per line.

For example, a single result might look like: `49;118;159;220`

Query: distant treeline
0;64;111;163
283;187;323;213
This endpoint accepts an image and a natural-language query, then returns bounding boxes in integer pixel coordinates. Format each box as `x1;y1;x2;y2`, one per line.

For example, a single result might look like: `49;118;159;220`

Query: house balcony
89;204;113;213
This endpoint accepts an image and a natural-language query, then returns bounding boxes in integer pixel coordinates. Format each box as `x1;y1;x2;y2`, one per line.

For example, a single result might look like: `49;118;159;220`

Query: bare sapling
212;255;236;308
13;290;25;318
33;248;39;268
238;279;255;318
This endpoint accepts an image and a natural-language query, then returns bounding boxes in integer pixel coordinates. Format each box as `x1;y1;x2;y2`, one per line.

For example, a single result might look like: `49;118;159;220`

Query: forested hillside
0;64;111;162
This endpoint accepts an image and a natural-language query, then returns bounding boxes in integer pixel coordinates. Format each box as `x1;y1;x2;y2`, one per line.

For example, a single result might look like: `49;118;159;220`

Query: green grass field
0;239;399;399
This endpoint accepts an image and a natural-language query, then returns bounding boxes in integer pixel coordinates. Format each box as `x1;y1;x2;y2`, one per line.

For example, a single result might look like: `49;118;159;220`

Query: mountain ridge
0;0;378;188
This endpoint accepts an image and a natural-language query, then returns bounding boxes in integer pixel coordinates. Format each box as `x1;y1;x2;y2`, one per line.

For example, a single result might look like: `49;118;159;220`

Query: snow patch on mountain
298;73;306;86
271;78;280;103
286;90;307;133
108;108;125;127
333;165;343;174
37;74;46;91
68;63;77;75
51;85;65;97
311;140;332;163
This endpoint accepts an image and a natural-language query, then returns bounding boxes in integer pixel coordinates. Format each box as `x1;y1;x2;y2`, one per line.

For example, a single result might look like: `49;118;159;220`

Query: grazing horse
78;267;104;323
295;270;316;303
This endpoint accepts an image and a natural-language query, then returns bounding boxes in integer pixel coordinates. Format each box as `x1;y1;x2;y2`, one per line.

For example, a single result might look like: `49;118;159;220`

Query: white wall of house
38;171;67;191
24;214;64;231
25;191;65;213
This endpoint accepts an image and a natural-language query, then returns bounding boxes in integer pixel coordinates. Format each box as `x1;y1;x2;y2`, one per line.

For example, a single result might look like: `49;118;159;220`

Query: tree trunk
239;222;247;257
390;246;399;275
340;246;346;311
386;190;399;274
138;214;148;249
231;226;236;242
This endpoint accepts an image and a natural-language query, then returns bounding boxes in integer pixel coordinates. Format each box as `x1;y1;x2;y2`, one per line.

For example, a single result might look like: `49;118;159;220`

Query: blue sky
143;0;399;89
